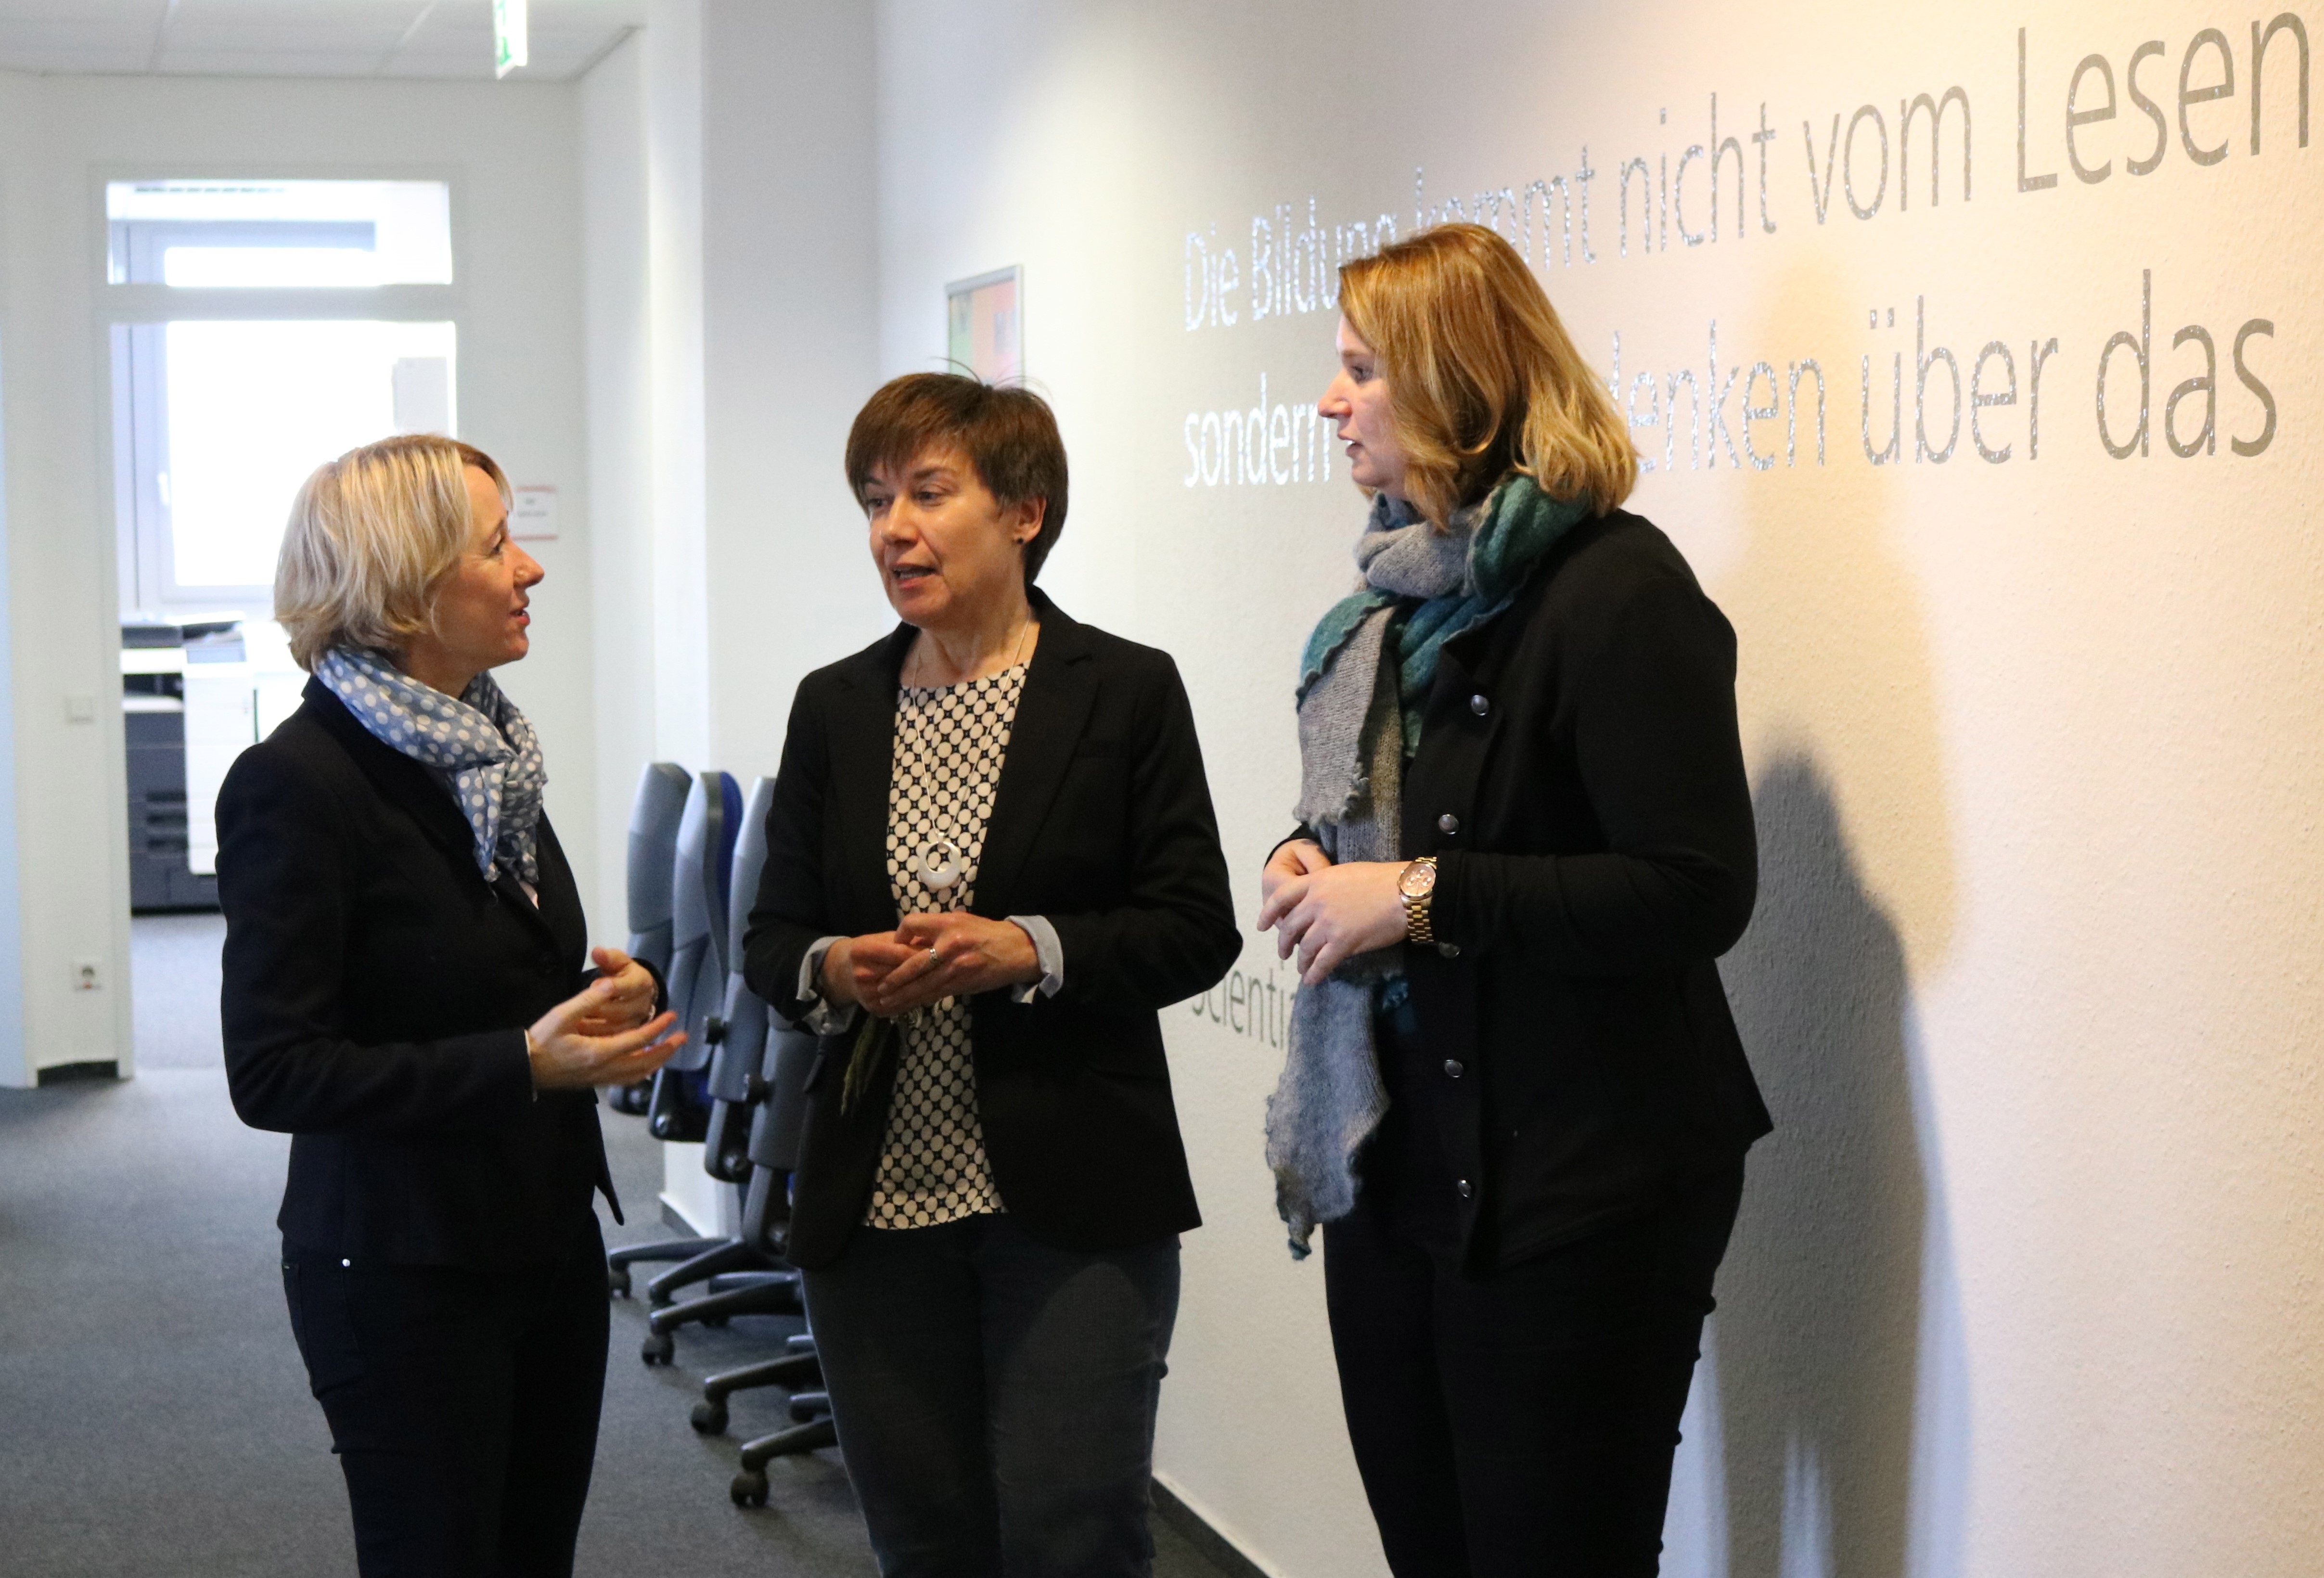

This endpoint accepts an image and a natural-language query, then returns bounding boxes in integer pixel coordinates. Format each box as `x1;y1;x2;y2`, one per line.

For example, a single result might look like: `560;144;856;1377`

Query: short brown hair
1338;223;1637;527
274;434;510;671
844;373;1069;583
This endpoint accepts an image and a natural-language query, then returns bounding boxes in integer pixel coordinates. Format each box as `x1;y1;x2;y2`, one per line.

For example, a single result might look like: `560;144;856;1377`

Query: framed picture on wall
946;265;1022;384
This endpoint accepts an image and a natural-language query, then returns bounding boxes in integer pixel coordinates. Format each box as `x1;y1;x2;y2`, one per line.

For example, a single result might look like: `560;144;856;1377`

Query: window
107;179;459;619
106;180;453;288
116;321;458;608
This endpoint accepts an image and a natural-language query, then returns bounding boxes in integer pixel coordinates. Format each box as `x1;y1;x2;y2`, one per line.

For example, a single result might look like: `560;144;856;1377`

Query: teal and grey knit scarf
1264;475;1588;1256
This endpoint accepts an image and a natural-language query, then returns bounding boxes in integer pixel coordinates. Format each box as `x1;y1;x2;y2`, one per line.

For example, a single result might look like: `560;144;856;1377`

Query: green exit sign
493;0;528;78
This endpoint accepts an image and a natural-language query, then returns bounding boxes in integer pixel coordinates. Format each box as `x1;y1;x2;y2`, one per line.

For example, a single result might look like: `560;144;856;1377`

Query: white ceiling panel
0;0;644;79
157;49;406;75
0;2;167;21
165;26;413;52
0;45;141;68
0;17;155;45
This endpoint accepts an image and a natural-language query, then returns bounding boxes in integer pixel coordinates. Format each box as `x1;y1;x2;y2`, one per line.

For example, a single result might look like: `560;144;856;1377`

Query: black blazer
743;592;1241;1268
217;679;620;1268
1305;508;1772;1272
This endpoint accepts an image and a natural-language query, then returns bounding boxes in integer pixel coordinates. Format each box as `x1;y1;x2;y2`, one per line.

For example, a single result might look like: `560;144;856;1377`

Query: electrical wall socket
71;959;100;991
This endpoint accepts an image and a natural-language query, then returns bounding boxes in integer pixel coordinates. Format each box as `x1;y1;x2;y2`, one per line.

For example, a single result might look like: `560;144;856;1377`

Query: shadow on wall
1715;754;1925;1578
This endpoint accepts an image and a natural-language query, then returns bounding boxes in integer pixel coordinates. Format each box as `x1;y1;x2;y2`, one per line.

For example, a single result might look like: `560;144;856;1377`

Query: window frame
95;164;467;623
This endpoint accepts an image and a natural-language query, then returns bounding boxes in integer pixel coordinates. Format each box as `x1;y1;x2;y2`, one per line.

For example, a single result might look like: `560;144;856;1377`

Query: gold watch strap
1402;861;1436;946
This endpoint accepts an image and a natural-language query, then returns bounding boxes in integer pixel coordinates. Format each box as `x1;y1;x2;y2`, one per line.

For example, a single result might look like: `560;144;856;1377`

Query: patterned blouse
862;663;1027;1230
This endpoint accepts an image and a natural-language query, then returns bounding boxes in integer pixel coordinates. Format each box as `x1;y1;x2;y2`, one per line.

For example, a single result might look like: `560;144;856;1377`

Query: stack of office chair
717;1018;833;1509
607;762;691;1117
649;770;742;1143
634;777;807;1362
601;766;838;1495
608;770;742;1305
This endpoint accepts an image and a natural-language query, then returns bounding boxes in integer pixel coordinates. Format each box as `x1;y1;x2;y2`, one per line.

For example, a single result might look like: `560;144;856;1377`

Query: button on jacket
217;679;622;1268
1304;509;1772;1273
743;592;1242;1270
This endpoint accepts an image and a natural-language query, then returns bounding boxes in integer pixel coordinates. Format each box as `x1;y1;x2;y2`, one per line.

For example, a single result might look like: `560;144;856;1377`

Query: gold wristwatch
1398;856;1438;946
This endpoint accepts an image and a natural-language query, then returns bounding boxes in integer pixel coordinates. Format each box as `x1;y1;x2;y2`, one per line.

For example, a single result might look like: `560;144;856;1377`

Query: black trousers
802;1214;1181;1578
1322;1042;1742;1578
281;1213;610;1578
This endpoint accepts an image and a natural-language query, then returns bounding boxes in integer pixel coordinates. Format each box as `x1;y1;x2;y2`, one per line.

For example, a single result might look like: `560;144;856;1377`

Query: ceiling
0;0;648;81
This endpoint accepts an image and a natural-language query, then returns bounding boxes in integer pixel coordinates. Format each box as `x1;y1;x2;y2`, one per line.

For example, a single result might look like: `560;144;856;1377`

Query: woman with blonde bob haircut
221;433;681;1576
1258;224;1771;1575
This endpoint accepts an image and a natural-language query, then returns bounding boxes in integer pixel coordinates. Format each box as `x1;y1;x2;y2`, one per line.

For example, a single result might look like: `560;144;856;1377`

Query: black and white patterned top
864;664;1027;1230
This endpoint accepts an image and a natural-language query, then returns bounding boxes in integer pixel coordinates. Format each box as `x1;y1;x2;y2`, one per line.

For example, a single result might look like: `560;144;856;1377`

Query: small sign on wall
511;485;558;541
947;266;1022;384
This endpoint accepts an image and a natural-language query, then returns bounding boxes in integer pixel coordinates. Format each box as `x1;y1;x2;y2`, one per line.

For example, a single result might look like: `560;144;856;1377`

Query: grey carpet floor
0;916;1234;1578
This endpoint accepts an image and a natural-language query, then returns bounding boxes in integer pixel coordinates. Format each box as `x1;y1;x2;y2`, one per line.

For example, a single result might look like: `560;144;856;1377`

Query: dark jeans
802;1213;1181;1578
280;1213;610;1578
1324;1063;1743;1578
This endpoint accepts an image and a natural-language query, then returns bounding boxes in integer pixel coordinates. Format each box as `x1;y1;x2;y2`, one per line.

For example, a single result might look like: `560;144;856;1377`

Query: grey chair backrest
704;777;778;1180
743;1024;818;1254
624;762;691;980
665;770;738;1077
754;1027;817;1175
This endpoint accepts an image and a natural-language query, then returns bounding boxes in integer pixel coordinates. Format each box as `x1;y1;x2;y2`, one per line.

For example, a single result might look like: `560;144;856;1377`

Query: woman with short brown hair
1258;223;1771;1575
744;373;1239;1576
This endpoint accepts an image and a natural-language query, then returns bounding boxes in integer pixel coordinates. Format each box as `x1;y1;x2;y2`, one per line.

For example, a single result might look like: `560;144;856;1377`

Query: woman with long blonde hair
1258;224;1771;1575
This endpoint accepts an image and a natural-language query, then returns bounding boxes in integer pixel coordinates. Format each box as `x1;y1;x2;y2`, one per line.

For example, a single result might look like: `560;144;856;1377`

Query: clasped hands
1256;840;1409;987
821;913;1042;1018
527;946;683;1091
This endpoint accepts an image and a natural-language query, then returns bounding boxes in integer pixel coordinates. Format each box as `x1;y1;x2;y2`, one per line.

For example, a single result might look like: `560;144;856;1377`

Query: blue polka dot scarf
315;645;546;888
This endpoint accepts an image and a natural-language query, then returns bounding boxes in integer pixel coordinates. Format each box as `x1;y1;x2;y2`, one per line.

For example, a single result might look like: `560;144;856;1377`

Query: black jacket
217;679;619;1268
1310;508;1771;1271
743;592;1241;1268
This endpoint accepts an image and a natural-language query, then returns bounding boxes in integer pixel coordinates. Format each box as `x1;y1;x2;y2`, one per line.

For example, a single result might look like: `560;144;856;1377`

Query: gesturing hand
564;947;659;1037
1256;857;1409;986
527;975;684;1091
871;913;1041;1015
820;916;1042;1018
818;933;920;1012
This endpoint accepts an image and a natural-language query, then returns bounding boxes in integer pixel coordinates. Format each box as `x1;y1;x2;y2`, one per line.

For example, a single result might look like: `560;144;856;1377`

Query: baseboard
660;1196;714;1236
35;1060;119;1086
1150;1475;1271;1578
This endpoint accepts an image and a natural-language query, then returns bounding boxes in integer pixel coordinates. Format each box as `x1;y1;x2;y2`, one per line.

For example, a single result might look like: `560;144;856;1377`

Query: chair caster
690;1399;727;1435
730;1469;769;1509
640;1331;675;1365
607;1266;631;1298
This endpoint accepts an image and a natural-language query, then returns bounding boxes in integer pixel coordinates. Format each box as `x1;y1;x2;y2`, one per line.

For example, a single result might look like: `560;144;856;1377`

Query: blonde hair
1337;222;1637;527
274;435;510;671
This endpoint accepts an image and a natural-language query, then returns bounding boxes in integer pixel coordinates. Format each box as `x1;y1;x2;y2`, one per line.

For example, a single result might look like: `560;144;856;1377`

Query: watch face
1399;860;1437;899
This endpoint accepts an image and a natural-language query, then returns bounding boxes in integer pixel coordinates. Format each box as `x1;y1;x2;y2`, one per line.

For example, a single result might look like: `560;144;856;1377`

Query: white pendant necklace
916;837;964;891
905;616;1034;895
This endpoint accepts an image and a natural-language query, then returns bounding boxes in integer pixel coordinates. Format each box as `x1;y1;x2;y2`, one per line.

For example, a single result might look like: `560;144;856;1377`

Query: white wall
579;0;885;1227
861;1;2324;1575
0;69;594;1085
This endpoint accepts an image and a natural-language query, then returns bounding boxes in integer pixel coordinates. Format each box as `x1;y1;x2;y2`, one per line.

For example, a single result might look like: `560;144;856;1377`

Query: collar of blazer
825;587;1101;924
300;676;558;929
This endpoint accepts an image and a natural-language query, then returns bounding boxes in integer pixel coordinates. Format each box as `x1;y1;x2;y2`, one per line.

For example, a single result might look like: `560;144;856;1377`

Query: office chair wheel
607;1266;631;1298
730;1469;769;1509
690;1398;728;1434
640;1331;675;1365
